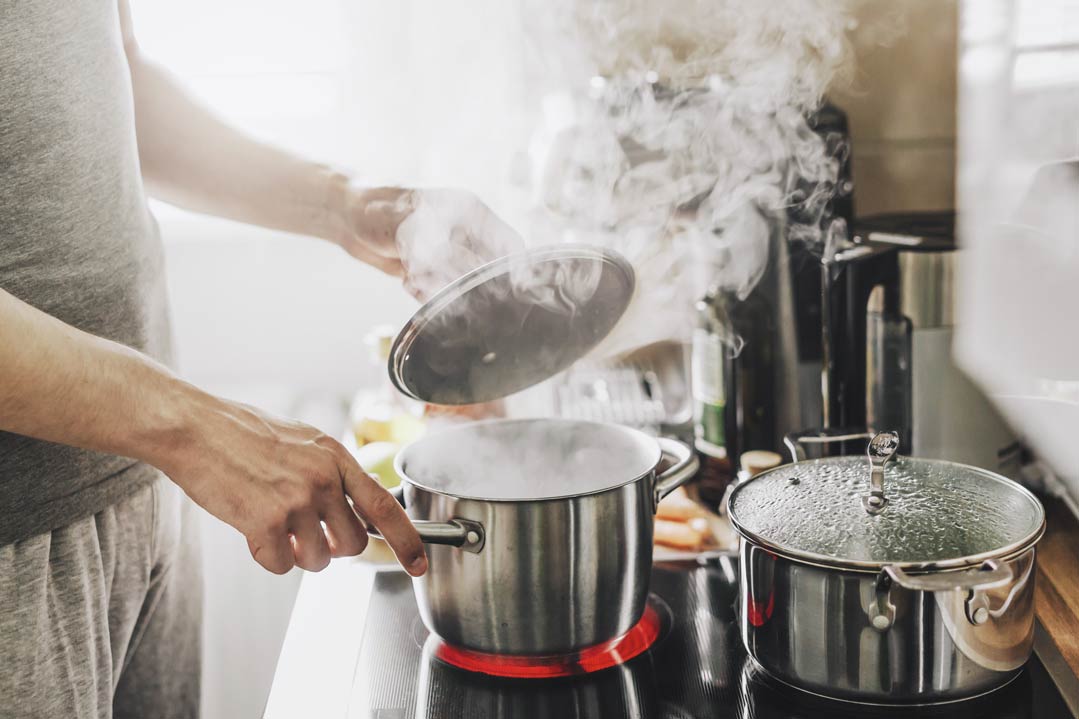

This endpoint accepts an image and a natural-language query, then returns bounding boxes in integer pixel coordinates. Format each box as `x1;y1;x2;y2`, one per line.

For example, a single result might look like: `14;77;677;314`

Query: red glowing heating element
433;604;664;679
747;591;775;627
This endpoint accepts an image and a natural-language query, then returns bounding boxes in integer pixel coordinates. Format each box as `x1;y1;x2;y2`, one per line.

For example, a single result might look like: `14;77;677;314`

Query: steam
524;0;867;358
398;419;657;500
567;0;856;107
392;1;885;368
394;188;526;301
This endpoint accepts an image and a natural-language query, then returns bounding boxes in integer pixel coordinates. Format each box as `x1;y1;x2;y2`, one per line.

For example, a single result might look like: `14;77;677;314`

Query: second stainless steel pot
727;432;1046;704
382;418;698;656
738;539;1038;703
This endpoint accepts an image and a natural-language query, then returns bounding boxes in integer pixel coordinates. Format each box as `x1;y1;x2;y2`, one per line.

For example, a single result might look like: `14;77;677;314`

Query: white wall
829;0;959;215
162;217;417;392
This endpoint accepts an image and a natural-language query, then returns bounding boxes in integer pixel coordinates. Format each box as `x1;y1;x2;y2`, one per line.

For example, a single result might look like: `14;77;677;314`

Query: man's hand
154;389;427;576
121;3;523;299
331;184;525;300
0;288;426;576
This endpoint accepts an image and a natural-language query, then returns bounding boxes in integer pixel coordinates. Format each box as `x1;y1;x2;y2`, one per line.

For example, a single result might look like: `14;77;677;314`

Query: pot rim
733;525;1044;574
393;417;663;503
726;456;1047;573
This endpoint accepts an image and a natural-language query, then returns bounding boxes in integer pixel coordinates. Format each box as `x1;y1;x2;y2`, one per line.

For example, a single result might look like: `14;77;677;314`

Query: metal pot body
405;476;654;655
738;539;1038;704
388;422;699;656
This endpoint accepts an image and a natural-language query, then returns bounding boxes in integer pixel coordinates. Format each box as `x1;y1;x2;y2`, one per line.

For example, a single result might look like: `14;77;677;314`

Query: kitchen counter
1033;493;1079;715
263;546;396;718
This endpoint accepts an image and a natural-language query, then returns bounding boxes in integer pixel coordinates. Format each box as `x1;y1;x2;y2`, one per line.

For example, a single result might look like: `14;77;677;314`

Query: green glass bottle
692;291;736;507
692;292;727;453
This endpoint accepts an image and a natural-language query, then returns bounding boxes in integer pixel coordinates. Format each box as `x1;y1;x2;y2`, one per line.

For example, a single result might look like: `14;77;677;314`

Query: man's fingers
321;496;369;559
247;534;294;575
289;512;332;572
341;242;405;278
340;456;427;576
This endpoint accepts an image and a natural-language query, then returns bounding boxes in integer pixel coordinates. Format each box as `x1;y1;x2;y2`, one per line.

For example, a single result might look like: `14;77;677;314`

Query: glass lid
727;438;1045;569
389;245;635;405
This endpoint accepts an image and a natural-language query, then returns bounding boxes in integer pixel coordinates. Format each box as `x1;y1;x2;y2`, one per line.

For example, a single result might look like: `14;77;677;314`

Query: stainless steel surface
727;455;1046;570
392;418;697;655
739;539;1039;703
410;519;486;553
863;431;898;515
368;486;486;552
653;436;699;508
897;247;955;329
882;560;1013;594
389;244;635;405
874;559;1017;630
405;471;651;655
730;436;1047;703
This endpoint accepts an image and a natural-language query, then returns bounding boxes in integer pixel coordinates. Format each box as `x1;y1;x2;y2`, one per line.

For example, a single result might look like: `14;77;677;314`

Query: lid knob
864;431;900;515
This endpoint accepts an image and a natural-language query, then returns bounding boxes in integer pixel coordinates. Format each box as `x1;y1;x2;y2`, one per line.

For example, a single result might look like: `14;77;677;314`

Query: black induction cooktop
345;558;1073;718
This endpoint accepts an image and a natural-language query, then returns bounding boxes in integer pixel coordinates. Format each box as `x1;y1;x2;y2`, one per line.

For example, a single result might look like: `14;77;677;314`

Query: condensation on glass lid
727;456;1044;565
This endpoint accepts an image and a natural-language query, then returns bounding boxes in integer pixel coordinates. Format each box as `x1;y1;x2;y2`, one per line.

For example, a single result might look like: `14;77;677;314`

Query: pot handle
653;438;700;511
783;427;875;462
365;485;485;554
882;560;1014;593
871;559;1016;630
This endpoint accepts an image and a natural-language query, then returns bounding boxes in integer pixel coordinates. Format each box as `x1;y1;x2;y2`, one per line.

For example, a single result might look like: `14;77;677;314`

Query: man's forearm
0;287;428;574
0;288;203;469
126;45;349;244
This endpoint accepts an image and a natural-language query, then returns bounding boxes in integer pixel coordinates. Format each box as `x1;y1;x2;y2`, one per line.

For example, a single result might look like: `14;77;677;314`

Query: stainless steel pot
382;418;698;656
726;432;1046;704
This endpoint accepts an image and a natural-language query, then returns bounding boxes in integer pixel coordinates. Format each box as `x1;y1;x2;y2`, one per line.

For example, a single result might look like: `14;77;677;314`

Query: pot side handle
653;438;700;511
872;559;1016;629
365;485;485;554
883;560;1014;593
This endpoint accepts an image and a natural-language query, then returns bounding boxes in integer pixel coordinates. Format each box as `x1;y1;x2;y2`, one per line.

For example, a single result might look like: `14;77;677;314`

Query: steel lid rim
387;243;635;405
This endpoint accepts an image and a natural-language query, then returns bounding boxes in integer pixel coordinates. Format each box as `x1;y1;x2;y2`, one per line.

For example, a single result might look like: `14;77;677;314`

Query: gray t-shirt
0;1;172;544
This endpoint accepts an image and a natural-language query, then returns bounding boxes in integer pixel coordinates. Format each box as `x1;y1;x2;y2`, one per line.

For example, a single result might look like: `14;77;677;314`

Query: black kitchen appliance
820;211;1022;474
822;213;961;442
719;101;854;467
343;559;1074;718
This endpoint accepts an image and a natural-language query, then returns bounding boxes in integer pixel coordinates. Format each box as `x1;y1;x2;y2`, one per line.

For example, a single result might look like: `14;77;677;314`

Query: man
0;1;520;717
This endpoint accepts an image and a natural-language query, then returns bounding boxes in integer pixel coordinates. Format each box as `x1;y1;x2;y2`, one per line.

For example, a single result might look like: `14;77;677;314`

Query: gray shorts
0;477;202;719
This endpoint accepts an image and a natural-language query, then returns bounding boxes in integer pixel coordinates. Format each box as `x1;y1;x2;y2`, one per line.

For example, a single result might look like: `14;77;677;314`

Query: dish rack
554;341;692;435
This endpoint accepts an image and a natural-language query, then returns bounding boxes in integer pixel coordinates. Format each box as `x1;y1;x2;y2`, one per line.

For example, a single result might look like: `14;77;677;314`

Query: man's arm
0;288;427;576
117;1;523;297
117;0;403;272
